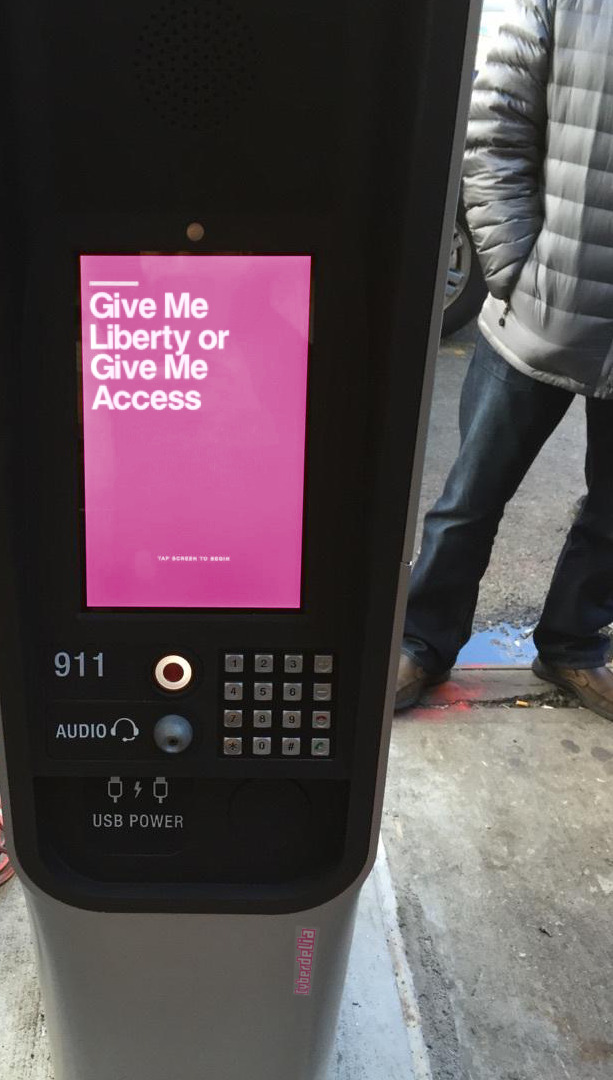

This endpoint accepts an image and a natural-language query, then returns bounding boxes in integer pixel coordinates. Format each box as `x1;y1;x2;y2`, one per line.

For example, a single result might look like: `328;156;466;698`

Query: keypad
219;651;336;758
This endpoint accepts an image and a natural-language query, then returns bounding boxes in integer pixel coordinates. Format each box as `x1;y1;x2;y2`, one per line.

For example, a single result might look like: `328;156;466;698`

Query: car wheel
441;208;487;338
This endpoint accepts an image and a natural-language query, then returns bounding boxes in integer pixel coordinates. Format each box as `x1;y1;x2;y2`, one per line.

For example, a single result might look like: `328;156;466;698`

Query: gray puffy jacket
463;0;613;399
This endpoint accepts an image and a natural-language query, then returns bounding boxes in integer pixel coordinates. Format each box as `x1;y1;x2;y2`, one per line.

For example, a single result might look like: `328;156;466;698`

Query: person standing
396;0;613;719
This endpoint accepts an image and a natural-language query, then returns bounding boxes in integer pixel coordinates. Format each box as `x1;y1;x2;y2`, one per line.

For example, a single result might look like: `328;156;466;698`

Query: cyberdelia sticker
294;927;318;995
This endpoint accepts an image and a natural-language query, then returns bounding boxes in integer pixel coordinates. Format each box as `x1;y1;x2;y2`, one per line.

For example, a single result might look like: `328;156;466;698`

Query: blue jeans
404;333;613;672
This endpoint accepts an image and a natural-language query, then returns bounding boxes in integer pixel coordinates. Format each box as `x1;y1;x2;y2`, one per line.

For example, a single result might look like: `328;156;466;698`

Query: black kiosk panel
0;0;476;912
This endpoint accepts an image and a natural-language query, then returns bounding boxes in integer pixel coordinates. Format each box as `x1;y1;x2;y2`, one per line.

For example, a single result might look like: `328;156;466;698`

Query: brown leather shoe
395;647;450;711
532;658;613;722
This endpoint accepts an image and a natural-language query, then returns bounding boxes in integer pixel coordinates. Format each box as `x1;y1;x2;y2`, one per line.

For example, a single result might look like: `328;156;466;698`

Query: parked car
442;204;486;337
442;1;507;337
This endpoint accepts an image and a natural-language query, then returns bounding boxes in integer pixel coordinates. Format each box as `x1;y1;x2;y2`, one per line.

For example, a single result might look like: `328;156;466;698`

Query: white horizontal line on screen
88;281;140;286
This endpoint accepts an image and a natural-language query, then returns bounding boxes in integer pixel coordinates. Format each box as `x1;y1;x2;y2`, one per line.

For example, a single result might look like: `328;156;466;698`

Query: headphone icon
110;717;140;743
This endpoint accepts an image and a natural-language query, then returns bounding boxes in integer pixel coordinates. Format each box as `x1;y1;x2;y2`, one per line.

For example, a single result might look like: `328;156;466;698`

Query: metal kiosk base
24;884;360;1080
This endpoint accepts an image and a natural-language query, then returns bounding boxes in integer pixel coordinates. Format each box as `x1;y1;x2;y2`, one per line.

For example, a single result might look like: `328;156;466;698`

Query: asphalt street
415;322;587;633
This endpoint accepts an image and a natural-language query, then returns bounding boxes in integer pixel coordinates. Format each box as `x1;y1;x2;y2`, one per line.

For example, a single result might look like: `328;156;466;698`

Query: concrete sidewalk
385;672;613;1080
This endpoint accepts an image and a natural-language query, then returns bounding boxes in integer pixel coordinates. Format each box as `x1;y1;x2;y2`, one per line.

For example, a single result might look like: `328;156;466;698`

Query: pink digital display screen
79;254;312;609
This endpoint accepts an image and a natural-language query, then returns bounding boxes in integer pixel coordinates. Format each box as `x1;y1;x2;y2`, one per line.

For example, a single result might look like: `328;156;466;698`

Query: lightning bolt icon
134;781;142;798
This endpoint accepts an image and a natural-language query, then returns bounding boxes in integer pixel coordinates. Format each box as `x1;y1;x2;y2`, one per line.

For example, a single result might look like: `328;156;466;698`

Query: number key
283;710;302;729
284;683;303;702
254;682;273;701
284;654;303;673
253;737;272;756
255;654;274;673
253;710;272;728
224;710;243;728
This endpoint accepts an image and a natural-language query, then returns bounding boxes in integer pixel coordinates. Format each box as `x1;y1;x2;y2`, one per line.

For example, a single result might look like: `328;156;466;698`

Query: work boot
532;658;613;722
395;646;450;711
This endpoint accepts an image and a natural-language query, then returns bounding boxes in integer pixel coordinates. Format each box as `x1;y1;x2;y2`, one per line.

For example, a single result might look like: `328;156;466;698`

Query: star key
223;737;243;756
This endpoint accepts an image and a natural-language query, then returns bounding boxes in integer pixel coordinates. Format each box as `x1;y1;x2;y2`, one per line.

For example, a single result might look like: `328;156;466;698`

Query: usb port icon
108;777;123;803
153;777;169;804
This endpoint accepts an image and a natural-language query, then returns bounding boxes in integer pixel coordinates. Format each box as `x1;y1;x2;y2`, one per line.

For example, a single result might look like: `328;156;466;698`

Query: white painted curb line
372;839;434;1080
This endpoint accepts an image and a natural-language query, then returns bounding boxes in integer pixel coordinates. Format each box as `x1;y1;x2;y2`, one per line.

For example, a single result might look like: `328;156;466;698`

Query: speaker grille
135;0;257;132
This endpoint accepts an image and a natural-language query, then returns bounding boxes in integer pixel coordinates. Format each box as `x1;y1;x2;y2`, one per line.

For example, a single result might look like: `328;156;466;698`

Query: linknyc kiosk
0;0;479;1077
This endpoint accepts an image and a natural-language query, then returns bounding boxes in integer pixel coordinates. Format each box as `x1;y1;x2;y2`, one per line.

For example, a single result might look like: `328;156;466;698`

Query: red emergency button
154;654;193;692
